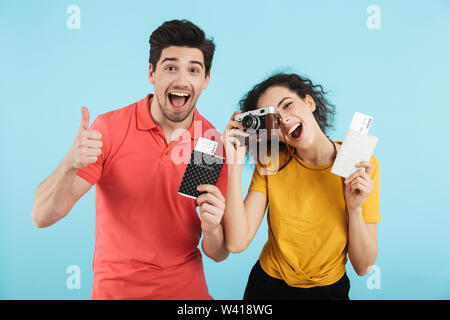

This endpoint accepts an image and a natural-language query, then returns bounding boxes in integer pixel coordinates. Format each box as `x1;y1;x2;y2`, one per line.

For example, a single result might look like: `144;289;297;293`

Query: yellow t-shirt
248;148;380;288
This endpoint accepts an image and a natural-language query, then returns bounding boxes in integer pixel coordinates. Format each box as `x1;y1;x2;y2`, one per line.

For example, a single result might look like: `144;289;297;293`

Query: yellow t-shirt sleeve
248;162;268;196
362;155;381;223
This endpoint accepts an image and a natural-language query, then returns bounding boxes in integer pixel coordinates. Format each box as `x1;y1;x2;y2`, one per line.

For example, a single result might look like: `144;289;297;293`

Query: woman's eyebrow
277;97;292;108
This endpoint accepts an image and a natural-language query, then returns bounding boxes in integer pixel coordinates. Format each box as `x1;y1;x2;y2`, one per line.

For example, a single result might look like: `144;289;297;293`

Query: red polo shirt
76;94;227;300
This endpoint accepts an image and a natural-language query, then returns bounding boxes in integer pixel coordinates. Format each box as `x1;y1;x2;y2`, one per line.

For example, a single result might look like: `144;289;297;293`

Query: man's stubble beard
155;93;197;123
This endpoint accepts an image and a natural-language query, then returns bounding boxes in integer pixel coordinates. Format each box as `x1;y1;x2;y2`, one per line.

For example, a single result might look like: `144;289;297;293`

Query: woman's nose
278;111;291;125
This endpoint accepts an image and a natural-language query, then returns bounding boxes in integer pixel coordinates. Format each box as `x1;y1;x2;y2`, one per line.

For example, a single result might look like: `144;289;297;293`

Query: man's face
149;46;210;123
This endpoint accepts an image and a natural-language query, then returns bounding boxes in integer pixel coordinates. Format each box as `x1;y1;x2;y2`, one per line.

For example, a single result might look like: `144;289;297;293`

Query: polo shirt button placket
160;147;173;167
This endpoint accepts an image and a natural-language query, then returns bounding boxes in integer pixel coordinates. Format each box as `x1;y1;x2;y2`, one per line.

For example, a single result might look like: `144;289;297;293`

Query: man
31;20;228;300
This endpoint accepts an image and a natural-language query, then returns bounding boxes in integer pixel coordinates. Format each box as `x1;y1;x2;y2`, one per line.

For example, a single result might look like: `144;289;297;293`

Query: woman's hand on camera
222;111;249;166
344;161;374;212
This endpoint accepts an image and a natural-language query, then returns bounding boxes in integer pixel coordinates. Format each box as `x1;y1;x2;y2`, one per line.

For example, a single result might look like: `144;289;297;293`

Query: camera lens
242;115;260;130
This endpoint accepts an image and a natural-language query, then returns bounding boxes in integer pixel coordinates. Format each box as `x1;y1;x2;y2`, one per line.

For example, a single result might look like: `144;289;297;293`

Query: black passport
178;139;224;199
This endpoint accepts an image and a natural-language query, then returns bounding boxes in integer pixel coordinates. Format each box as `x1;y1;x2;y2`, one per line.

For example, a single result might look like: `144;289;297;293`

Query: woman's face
256;85;320;149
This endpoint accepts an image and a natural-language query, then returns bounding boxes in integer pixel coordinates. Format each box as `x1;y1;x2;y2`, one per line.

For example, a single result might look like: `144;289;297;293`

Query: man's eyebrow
159;57;204;69
160;57;178;64
277;97;292;108
190;60;204;68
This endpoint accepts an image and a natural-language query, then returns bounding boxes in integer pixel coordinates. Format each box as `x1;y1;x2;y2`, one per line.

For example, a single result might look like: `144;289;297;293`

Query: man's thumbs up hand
79;106;90;131
66;107;103;170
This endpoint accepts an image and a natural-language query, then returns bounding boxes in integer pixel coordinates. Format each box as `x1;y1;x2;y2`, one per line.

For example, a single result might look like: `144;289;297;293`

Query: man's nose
174;70;190;85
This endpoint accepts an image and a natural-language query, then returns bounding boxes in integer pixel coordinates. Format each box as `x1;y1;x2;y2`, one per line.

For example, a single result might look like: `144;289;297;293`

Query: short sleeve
76;115;110;185
362;155;380;223
248;161;268;196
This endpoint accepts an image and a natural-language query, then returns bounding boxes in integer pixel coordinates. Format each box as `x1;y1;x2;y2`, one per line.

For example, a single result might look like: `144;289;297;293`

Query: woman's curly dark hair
239;73;336;172
239;73;335;134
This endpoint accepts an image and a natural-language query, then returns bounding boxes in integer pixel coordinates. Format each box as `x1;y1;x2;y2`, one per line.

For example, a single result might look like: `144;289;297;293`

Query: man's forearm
32;157;77;228
201;224;229;262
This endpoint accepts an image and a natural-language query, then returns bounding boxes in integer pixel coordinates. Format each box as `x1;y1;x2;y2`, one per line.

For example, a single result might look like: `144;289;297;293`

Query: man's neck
149;95;194;145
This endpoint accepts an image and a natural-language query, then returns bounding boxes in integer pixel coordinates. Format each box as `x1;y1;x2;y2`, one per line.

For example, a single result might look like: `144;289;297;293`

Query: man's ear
148;63;156;84
202;71;211;90
305;94;316;112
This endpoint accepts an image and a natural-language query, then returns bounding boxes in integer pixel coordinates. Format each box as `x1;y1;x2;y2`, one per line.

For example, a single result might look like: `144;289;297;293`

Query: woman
222;73;380;300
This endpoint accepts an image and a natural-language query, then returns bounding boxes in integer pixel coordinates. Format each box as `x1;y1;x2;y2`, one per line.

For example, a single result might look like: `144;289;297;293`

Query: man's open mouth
288;122;303;139
168;91;191;109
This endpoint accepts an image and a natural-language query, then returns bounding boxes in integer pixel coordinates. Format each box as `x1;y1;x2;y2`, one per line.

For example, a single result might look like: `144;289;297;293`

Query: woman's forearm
223;164;250;253
347;206;378;276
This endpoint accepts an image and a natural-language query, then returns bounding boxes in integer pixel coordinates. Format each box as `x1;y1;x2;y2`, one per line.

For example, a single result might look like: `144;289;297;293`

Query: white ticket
331;130;378;178
331;112;378;178
194;137;218;156
350;112;373;135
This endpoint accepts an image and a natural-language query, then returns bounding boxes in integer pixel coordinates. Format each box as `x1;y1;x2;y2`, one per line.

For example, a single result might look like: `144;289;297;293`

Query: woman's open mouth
168;91;191;110
287;122;303;140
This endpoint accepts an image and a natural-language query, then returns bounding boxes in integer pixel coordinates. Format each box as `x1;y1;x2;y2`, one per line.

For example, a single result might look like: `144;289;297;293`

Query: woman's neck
295;132;336;166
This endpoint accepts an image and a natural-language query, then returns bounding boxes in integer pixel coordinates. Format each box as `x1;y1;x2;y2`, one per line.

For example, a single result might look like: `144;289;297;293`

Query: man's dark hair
149;19;215;76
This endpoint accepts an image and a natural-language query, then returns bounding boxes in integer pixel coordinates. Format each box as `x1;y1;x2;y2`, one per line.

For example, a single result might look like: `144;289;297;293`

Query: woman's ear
304;95;316;112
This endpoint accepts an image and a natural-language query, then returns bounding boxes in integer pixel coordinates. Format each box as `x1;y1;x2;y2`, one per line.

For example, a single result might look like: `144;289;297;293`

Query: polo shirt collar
136;93;203;139
187;107;202;139
137;94;157;131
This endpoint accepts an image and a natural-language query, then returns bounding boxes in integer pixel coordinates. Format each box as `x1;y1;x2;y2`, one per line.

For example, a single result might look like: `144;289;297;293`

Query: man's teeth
170;92;189;97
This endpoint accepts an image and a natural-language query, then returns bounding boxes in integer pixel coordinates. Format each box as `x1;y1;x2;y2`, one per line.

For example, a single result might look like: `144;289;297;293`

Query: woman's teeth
289;123;303;138
288;123;301;135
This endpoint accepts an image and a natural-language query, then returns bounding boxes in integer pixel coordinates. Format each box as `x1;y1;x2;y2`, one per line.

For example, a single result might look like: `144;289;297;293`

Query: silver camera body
234;106;278;134
234;106;279;145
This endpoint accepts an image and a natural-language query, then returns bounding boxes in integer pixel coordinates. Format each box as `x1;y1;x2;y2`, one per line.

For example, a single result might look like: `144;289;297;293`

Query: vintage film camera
234;106;280;145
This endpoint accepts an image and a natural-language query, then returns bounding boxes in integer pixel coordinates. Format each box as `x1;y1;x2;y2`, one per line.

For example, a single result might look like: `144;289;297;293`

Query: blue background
1;0;450;299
